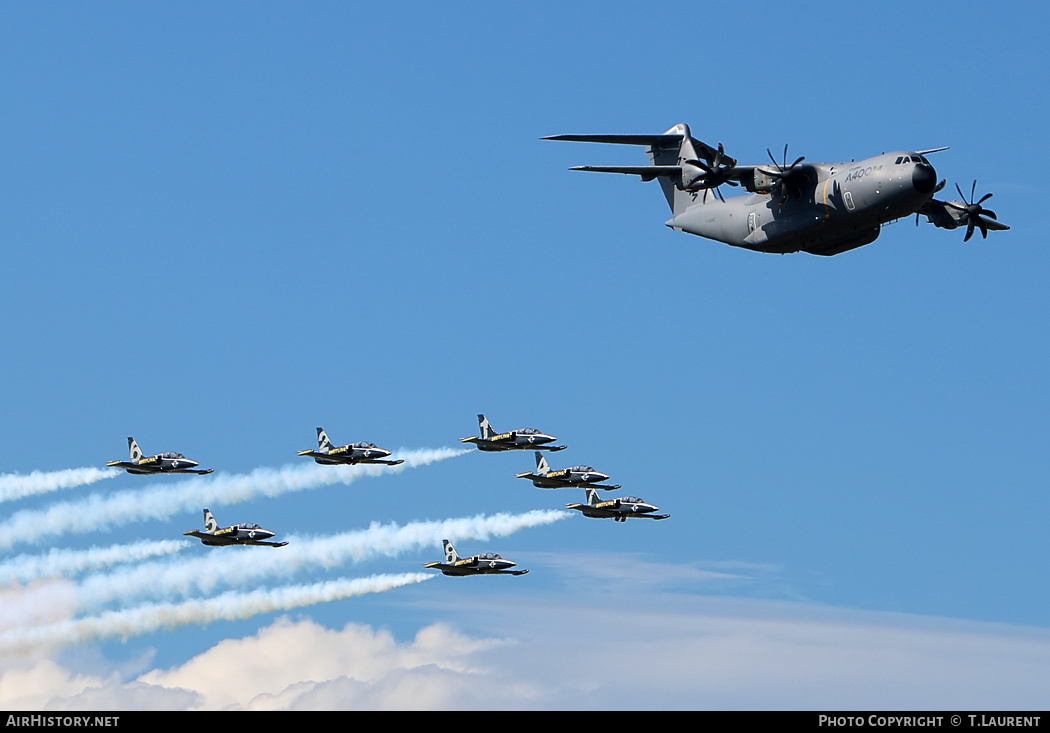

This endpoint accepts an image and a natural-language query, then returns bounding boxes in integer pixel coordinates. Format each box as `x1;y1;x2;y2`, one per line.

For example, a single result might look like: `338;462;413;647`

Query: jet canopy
478;553;503;560
517;428;542;435
351;441;378;449
159;452;186;459
569;465;595;472
235;523;261;530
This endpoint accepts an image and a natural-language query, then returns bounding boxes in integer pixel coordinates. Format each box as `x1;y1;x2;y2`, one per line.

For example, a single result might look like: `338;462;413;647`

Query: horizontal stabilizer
543;134;683;146
571;165;682;179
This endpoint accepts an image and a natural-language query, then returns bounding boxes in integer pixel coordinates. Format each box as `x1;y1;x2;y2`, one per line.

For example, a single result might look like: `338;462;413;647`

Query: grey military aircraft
460;414;566;452
424;539;529;576
106;437;214;475
297;427;404;466
566;489;670;522
516;451;620;491
183;509;288;547
545;123;1009;256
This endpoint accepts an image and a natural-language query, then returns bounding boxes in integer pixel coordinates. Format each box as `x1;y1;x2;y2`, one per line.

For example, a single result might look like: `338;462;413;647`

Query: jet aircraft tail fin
316;427;333;453
586;488;600;506
203;509;218;533
442;539;459;563
535;451;551;475
477;414;494;440
127;437;143;462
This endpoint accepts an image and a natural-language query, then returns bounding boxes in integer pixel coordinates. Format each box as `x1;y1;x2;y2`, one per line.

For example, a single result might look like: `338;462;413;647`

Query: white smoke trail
0;447;468;551
0;573;432;655
0;467;119;503
0;540;190;585
74;509;568;609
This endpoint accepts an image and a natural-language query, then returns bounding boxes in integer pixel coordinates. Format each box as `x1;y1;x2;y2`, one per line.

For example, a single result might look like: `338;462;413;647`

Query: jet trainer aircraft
517;451;620;491
546;123;1009;256
566;489;669;522
460;414;566;452
424;539;529;576
297;427;404;466
183;509;288;547
106;437;213;475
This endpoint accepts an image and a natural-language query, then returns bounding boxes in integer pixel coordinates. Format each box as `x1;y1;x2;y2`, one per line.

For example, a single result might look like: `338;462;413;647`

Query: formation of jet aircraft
106;411;666;567
516;451;620;491
546;123;1008;256
297;427;404;466
106;437;213;475
183;509;288;547
425;539;528;576
460;414;566;452
566;489;669;522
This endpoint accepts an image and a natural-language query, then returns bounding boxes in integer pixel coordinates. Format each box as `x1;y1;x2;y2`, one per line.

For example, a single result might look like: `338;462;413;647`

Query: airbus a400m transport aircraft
546;123;1008;256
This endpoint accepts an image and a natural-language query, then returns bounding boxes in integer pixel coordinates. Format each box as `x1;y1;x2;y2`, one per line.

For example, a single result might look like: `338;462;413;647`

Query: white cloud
7;596;1050;710
138;618;511;710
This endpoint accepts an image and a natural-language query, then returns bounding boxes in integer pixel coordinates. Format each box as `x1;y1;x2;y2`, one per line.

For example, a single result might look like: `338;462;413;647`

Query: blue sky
0;1;1048;710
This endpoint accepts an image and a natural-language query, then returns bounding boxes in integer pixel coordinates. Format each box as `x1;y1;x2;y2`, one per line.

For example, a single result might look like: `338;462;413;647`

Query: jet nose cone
912;163;937;194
